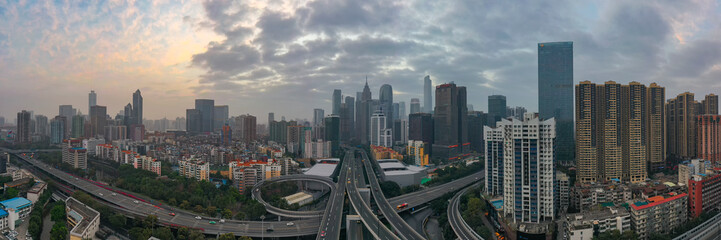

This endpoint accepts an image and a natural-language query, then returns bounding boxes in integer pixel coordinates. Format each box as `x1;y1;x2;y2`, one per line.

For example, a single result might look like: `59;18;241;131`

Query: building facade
433;82;469;160
697;115;721;162
538;41;574;164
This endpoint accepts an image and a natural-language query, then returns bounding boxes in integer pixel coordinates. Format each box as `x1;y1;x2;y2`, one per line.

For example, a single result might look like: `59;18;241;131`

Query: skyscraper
332;89;342;115
325;115;340;156
16;110;31;144
59;105;76;136
408;113;434;144
71;115;85;138
398;101;406;120
221;125;232;146
268;112;275;134
410;98;421;114
50;116;66;144
371;110;387;146
35;115;48;136
697;115;721;163
487;113;556;223
88;90;97;116
357;79;372;145
214;105;229;132
90;105;107;139
667;92;698;160
379;84;394;134
702;94;719;115
538;41;574;164
186;109;201;133
467;111;488;153
343;96;355;142
313;108;325;127
195;99;215;132
647;83;666;171
433;82;469;160
576;81;663;183
488;95;506;127
133;89;143;125
423;75;432;113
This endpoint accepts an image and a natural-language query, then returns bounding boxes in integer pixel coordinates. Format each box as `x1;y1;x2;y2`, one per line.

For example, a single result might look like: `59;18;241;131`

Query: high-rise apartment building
487;113;556;223
423;75;432;113
221;125;232;146
16;111;31;144
59;105;76;136
575;81;664;183
213;105;229;132
35;115;48;137
88;90;96;116
50;116;67;144
698;115;721;162
186;109;201;133
371;110;387;147
410;98;421;114
667;93;699;160
71;115;85;138
702;94;719;115
647;83;666;171
488;95;506;127
538;41;574;164
433;82;469;160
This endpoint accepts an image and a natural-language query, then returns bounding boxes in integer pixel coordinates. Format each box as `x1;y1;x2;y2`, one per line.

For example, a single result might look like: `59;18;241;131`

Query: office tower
35;115;48;136
371;110;387;146
489;113;556;223
410;98;421;114
195;99;215;132
667;92;697;160
398;101;406;120
313;108;325;126
50;116;67;144
186;109;201;133
393;119;408;145
345;96;355;141
647;83;666;171
507;106;527;120
538;41;574;164
467;104;474;112
576;81;663;184
423;75;432;113
214;105;229;132
467;111;488;153
357;79;372;145
433;82;469;160
104;125;127;142
488;95;507;127
132;89;143;125
379;84;394;131
393;103;400;120
71;115;85;138
88;90;97;116
222;125;232;146
89;105;107;139
16;110;31;143
698;115;721;162
59;105;76;136
325;115;340;156
409;113;434;144
332;89;342;115
339;103;351;142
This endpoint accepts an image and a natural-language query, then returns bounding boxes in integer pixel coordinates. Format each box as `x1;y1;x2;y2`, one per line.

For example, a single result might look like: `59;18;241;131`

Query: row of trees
28;184;54;239
459;187;492;239
424;161;483;187
379;181;421;198
49;202;68;240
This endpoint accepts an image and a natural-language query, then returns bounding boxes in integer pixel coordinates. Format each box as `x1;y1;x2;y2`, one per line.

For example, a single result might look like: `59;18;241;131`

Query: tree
51;203;67;222
109;213;127;228
238;237;252;240
50;222;68;240
222;209;233;219
3;187;19;200
143;215;159;229
218;233;236;240
152;227;175;240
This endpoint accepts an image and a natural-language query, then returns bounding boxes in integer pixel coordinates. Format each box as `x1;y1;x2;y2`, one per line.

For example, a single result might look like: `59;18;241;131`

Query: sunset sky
2;0;721;122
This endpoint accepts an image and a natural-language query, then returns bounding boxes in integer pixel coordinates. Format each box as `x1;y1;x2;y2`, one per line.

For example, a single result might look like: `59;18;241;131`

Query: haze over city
2;0;721;121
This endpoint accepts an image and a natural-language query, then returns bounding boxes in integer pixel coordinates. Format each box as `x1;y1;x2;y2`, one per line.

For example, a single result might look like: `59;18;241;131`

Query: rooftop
66;197;100;236
630;192;687;211
0;197;32;210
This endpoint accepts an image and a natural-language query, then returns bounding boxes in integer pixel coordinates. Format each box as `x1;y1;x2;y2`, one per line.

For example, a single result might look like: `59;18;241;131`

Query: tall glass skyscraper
538;41;574;164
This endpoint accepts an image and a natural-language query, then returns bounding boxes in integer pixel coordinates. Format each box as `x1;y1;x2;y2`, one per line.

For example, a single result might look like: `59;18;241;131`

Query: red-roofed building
629;192;687;239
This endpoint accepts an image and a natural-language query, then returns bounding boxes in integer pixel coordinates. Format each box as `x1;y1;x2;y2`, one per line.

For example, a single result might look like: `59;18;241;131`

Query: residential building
179;157;209;181
494;113;556;223
538;41;574;164
0;197;32;230
213;105;229;132
82;138;105;155
575;81;664;183
221;125;232;146
407;140;429;166
689;170;721;218
678;159;711;186
697;115;721;162
667;92;699;160
571;184;633;212
50;116;67;144
66;197;100;240
701;94;719;115
565;207;631;240
629;192;687;239
15;110;31;144
484;123;504;196
370;145;403;161
133;156;161;175
303;140;331;159
556;171;570;213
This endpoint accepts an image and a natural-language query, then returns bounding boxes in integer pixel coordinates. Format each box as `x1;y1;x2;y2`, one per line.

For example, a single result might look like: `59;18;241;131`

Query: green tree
3;187;19;199
152;227;175;240
218;233;236;240
143;215;159;229
109;213;127;228
50;222;68;240
51;203;67;222
222;209;233;219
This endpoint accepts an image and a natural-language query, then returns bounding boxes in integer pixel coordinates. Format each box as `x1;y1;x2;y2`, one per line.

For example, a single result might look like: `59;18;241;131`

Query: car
169;213;176;216
209;221;216;224
98;193;103;196
396;203;409;210
286;222;294;226
195;216;202;220
133;200;139;204
320;231;326;237
112;193;116;196
266;228;274;232
220;219;225;223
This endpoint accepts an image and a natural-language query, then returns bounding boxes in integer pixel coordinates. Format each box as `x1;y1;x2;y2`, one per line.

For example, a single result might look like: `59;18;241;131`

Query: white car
98;193;103;196
220;219;225;223
133;200;139;204
112;193;116;196
286;222;294;226
195;216;202;220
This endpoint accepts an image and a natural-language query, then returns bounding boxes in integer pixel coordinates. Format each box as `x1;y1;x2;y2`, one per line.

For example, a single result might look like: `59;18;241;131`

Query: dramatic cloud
1;0;720;122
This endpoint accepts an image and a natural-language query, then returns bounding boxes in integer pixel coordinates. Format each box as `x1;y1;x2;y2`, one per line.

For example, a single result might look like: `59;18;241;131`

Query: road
390;169;485;211
252;174;335;218
346;151;400;240
359;150;426;240
7;150;322;238
316;151;351;240
448;184;483;240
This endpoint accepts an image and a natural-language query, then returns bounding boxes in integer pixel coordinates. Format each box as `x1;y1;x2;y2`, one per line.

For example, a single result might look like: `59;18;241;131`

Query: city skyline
2;1;721;121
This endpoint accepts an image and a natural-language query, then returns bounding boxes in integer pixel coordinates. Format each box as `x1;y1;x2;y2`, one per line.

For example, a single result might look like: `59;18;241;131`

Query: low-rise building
678;159;712;186
133;156;161;175
0;197;32;230
556;171;570;214
629;192;687;239
283;192;313;206
371;145;404;161
66;197;100;240
571;183;632;211
26;182;47;203
407;140;429;167
565;207;631;240
179;157;209;181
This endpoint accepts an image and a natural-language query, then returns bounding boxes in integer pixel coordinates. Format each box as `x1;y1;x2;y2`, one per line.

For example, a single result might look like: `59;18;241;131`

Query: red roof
631;193;687;211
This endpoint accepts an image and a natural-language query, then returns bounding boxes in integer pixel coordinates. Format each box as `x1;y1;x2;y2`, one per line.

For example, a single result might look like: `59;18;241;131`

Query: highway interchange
4;148;485;239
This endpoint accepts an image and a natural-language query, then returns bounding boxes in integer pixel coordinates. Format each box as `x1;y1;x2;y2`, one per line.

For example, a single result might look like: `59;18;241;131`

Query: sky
1;0;721;123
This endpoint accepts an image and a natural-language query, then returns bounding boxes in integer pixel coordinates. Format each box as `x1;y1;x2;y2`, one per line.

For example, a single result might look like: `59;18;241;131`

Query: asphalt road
390;169;486;211
448;184;483;240
316;151;351;240
346;152;401;240
252;174;335;218
359;150;426;240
